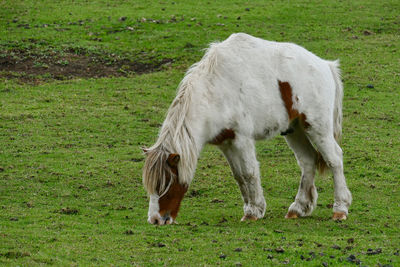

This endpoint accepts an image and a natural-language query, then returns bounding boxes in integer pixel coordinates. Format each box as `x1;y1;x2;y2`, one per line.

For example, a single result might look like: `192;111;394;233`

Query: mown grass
1;0;399;266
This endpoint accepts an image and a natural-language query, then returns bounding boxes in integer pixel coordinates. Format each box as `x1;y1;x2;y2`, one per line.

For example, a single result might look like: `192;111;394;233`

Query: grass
1;0;399;266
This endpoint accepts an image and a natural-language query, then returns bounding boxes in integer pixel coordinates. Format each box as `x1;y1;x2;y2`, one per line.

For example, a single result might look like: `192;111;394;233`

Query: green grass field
1;0;399;266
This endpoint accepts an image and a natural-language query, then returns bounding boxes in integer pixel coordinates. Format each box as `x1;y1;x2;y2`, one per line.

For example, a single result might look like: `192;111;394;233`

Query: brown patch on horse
278;80;310;128
166;153;180;168
278;81;328;173
158;154;188;220
285;211;299;219
158;178;187;219
241;214;258;221
209;129;235;145
332;212;347;221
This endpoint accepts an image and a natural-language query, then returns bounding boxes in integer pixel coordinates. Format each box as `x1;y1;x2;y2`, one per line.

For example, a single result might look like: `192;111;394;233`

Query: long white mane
143;43;220;195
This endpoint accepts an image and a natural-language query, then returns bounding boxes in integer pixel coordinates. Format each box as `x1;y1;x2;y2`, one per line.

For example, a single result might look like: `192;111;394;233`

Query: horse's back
215;33;338;122
191;33;340;140
220;33;334;88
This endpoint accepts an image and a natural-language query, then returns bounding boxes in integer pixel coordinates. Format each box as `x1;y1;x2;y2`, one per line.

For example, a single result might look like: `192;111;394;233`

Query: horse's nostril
154;219;159;225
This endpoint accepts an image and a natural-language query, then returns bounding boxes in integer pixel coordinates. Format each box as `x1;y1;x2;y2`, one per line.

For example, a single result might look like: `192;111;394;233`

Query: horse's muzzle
148;213;173;225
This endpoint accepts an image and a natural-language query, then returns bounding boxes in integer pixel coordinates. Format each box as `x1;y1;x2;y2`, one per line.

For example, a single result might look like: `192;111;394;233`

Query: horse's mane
143;42;220;195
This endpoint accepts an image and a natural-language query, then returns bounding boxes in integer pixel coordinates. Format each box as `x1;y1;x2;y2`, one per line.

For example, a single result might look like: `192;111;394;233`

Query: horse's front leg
220;136;266;221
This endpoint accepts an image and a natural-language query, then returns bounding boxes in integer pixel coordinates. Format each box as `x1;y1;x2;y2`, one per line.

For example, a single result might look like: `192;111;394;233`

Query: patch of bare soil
0;48;173;83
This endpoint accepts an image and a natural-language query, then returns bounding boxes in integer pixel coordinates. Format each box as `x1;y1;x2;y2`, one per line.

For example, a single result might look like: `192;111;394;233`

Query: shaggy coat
143;33;352;224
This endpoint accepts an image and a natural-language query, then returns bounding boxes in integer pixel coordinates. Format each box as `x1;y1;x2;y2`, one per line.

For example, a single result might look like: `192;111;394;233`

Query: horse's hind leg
284;121;318;218
219;136;266;221
307;128;352;220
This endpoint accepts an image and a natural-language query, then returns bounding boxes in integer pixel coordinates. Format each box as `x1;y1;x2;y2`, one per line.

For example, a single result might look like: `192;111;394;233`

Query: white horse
142;33;352;225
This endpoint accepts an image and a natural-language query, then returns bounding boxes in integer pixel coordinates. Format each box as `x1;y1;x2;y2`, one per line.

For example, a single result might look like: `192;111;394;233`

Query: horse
142;33;352;225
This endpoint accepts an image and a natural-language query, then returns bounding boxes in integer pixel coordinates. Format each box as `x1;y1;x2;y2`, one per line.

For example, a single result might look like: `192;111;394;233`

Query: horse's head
143;149;188;225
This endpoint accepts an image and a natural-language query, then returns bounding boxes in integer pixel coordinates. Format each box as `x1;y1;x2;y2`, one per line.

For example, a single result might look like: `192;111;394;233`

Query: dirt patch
0;47;173;83
57;207;79;215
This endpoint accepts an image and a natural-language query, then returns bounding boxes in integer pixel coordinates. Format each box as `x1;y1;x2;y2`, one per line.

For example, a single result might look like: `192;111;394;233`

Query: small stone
363;30;373;35
218;217;227;223
347;238;354;244
234;262;242;267
275;247;285;253
332;245;341;250
274;229;284;233
10;217;18;221
219;253;226;259
366;248;382;255
184;42;195;48
125;230;133;235
234;247;242;252
78;184;89;190
59;207;78;214
119;16;127;21
322;262;328;267
156;242;166;247
245;8;250;11
366;84;374;89
267;254;273;259
347;254;356;261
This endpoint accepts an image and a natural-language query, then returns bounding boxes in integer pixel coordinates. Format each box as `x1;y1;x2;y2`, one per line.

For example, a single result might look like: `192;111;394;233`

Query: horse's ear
167;153;180;167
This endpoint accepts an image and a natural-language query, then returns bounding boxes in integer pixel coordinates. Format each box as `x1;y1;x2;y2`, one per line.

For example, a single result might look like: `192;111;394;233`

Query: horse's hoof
332;212;347;221
285;211;299;219
241;215;258;221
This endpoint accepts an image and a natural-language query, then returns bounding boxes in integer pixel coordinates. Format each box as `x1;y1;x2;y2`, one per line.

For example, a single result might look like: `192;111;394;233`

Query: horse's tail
316;60;343;176
329;60;343;144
